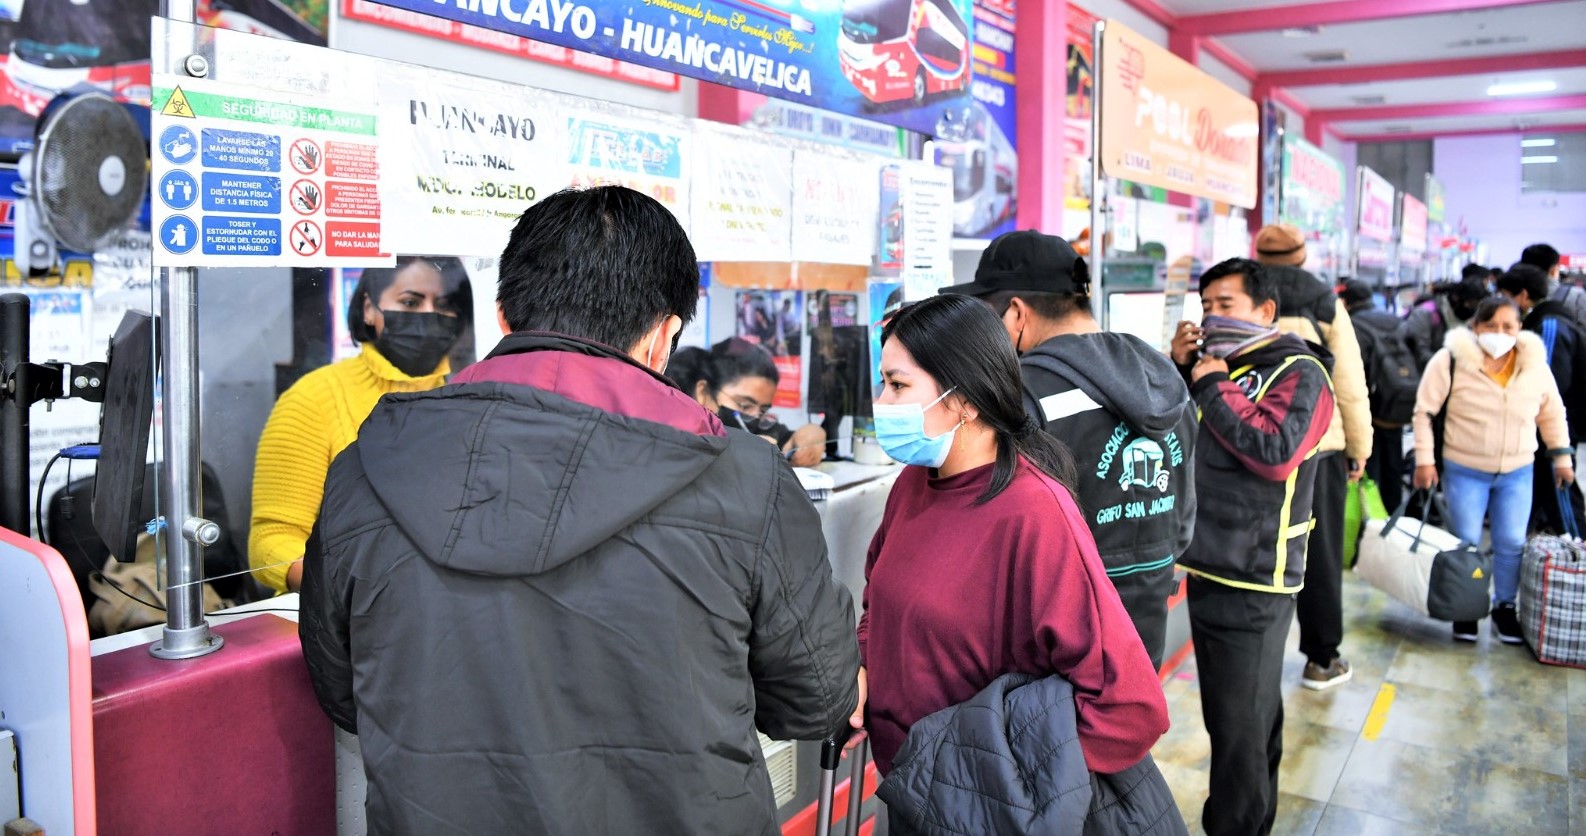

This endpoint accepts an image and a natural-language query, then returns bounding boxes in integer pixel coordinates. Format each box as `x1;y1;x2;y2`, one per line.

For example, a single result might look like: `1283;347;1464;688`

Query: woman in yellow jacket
1412;296;1574;644
250;256;473;593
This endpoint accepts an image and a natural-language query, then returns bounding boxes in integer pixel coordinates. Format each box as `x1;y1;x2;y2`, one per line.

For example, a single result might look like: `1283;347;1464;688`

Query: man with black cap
1254;223;1372;693
943;229;1198;668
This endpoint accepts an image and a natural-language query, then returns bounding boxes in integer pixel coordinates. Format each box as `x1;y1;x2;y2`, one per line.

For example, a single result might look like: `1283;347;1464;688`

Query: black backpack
1356;318;1421;426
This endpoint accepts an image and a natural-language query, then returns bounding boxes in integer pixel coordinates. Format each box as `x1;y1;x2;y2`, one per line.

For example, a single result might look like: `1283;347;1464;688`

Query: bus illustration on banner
838;0;970;109
933;102;1015;239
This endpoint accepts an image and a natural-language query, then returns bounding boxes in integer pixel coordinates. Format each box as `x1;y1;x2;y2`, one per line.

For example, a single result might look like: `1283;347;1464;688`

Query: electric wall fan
14;91;148;275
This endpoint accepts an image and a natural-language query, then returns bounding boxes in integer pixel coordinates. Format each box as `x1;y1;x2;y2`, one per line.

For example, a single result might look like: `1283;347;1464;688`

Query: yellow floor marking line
1362;683;1397;741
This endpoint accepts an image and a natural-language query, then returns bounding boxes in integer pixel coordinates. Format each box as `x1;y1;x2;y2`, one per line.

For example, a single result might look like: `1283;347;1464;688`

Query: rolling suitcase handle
816;727;870;836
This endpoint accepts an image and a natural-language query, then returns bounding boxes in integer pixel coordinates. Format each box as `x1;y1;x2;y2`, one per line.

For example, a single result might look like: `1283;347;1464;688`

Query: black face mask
717;405;777;435
374;310;462;377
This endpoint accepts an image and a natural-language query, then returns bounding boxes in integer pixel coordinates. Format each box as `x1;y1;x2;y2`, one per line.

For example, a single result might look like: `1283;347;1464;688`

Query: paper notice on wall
566;114;690;229
690;132;792;263
380;69;568;256
792;150;878;266
151;76;392;267
900;162;953;301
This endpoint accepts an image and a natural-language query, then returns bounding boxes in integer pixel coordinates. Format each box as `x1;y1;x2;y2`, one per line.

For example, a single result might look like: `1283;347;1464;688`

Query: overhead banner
1400;194;1428;255
566;114;691;229
746;99;910;157
1279;134;1345;237
364;0;974;136
1424;174;1446;225
935;0;1016;239
379;69;567;256
792;150;880;265
690;132;793;263
1064;3;1101;214
150;76;392;267
1098;20;1258;208
900;161;954;300
340;0;679;90
1357;166;1395;243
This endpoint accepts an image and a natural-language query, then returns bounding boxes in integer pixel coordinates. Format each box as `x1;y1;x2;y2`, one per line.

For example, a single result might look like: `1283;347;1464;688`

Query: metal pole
149;265;221;659
1089;20;1107;330
149;1;221;658
1;293;29;534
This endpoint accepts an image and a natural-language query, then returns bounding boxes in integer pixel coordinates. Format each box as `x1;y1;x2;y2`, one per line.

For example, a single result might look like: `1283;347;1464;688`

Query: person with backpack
1254;224;1372;692
1523;243;1586;328
1498;263;1586;536
1412;296;1574;644
1339;280;1420;513
1405;273;1489;371
941;230;1199;669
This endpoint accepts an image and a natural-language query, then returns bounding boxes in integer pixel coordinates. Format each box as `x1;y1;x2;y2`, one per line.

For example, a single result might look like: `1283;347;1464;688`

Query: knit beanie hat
1255;224;1307;267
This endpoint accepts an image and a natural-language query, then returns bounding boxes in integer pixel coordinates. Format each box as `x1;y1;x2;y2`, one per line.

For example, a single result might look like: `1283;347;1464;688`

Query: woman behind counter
669;337;827;467
249;256;473;594
857;294;1168;785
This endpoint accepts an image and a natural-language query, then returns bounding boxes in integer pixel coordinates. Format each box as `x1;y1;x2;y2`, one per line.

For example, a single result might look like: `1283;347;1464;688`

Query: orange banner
1098;21;1259;208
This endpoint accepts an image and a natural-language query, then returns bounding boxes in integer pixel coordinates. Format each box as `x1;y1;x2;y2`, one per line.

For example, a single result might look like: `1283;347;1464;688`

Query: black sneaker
1452;621;1479;642
1491;604;1524;645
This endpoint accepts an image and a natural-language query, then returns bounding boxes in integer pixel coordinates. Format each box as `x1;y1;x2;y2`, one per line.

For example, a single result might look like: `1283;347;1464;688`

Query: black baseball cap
940;230;1090;297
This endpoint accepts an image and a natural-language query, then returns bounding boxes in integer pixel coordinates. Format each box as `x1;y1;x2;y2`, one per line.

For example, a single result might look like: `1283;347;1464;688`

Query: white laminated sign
150;75;391;267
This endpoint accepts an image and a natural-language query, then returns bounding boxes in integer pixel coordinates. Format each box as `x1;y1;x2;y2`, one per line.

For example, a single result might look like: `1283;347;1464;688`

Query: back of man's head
497;186;698;350
1521;243;1561;276
1461;263;1493;284
1339;279;1375;310
1497;263;1550;309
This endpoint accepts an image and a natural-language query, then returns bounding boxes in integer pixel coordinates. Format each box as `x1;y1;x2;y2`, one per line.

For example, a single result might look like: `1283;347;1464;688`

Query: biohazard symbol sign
290;220;322;256
290;179;322;215
290;138;322;175
162;87;195;118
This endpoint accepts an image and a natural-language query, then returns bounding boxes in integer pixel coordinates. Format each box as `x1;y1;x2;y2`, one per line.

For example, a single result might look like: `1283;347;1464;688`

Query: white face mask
1477;332;1517;359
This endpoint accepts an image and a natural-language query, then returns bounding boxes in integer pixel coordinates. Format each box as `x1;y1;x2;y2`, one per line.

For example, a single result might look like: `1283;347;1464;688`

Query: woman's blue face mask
872;387;961;468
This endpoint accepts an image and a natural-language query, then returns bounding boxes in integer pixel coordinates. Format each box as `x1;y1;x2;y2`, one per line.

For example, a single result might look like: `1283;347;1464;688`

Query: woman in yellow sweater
250;256;473;593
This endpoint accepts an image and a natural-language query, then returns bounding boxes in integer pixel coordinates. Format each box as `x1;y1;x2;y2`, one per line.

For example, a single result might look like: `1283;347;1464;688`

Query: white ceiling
1296;66;1586;109
1209;1;1586;72
1328;107;1586;138
1128;0;1586;136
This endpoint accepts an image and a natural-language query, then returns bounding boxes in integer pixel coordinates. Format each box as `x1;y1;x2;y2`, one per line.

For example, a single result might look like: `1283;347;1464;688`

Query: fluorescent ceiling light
1487;80;1557;97
1521;155;1559;164
1521;138;1557;147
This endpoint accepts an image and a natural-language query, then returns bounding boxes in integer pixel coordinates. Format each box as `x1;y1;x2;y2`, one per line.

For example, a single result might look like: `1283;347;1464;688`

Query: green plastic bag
1344;477;1390;569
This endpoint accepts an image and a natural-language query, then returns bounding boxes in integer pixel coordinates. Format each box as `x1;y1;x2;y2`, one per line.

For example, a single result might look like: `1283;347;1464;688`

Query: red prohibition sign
289;179;322;215
289;138;322;175
290;219;322;256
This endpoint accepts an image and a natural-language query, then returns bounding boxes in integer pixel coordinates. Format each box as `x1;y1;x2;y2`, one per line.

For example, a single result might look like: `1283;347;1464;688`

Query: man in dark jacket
1339;279;1415;512
1404;271;1488;371
299;186;862;835
942;230;1197;669
1499;263;1586;535
1254;224;1368;692
1169;258;1335;836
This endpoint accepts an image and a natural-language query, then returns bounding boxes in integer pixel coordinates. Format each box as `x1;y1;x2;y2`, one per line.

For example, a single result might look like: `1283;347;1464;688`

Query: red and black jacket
1177;334;1336;593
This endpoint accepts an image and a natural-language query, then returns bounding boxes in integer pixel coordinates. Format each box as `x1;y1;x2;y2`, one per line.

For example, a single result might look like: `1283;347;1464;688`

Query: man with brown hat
1253;223;1373;692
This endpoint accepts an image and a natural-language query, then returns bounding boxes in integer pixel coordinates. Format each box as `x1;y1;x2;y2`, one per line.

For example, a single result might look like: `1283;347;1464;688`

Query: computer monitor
91;310;155;563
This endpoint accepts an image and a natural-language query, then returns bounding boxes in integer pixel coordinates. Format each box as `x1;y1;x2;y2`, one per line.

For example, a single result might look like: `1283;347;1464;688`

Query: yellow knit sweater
249;344;448;593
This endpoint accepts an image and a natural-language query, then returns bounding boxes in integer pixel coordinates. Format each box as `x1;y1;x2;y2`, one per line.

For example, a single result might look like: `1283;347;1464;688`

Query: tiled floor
1154;572;1584;835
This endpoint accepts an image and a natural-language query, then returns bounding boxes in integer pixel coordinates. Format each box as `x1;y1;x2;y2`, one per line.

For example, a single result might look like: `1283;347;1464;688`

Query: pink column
697;82;753;125
1169;31;1201;63
1306;119;1327;147
1015;0;1067;233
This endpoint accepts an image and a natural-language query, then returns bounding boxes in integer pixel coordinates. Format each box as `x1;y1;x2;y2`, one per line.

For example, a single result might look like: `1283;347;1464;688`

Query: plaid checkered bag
1520;492;1586;667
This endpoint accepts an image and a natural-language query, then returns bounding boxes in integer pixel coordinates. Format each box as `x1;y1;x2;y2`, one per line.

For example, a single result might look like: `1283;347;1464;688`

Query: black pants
1188;578;1296;836
1111;565;1177;670
1532;449;1586;536
1365;426;1406;514
1298;452;1347;667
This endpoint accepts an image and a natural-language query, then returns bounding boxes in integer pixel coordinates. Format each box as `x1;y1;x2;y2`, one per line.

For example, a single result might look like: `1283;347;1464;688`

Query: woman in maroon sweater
855;295;1169;777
